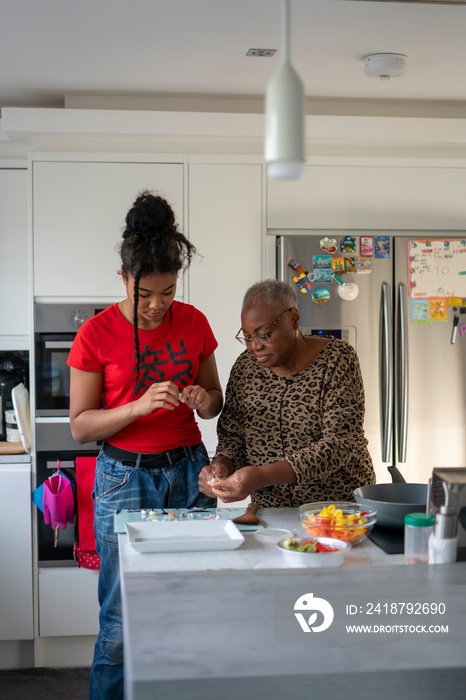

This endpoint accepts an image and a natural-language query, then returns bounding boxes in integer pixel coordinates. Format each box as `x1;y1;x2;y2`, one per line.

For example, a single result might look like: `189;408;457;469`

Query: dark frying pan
353;466;429;529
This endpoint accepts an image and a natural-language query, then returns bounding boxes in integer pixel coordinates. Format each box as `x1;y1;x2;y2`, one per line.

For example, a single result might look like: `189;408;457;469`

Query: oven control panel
70;309;90;329
35;303;110;333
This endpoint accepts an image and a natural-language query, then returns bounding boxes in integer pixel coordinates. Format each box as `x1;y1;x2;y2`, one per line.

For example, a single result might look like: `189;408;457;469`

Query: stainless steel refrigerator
272;232;466;485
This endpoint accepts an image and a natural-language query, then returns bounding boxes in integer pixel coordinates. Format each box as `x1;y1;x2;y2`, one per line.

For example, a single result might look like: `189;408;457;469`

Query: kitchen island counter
119;508;466;700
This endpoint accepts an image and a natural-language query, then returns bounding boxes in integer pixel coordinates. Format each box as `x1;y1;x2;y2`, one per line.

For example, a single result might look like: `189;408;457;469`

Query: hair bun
124;190;175;238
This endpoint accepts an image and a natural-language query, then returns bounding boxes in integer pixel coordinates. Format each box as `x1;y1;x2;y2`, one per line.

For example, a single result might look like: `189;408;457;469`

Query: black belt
103;442;201;469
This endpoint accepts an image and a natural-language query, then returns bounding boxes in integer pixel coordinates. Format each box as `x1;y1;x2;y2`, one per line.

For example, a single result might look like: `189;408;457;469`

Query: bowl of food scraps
276;536;350;568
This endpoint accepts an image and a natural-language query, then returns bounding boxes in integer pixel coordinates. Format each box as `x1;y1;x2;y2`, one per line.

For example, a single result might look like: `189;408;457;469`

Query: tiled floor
0;667;90;700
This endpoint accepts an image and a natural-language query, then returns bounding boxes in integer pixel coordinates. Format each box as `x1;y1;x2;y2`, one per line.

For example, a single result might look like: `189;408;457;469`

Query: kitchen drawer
0;464;33;640
39;567;99;637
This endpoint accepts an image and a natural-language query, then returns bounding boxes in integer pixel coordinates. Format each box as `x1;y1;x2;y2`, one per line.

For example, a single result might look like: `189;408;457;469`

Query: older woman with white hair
199;279;375;507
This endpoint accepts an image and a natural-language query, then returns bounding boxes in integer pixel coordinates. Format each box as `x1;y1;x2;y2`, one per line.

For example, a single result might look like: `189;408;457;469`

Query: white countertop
0;452;31;464
119;507;404;574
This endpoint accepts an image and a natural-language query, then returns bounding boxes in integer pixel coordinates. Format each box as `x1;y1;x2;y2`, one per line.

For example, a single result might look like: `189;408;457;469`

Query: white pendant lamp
265;0;305;179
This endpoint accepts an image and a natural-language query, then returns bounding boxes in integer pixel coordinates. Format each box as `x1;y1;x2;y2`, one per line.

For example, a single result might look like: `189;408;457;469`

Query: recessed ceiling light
246;48;277;57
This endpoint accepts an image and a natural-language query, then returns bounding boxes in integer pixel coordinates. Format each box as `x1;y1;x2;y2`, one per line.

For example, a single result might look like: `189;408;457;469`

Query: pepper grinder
428;505;458;564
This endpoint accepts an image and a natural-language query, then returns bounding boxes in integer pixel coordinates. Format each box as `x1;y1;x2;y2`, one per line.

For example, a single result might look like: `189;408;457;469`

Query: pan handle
387;465;407;484
379;282;393;462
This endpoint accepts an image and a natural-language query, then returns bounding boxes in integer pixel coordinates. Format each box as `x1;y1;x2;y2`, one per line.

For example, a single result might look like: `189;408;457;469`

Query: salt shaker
428;505;458;564
404;513;435;565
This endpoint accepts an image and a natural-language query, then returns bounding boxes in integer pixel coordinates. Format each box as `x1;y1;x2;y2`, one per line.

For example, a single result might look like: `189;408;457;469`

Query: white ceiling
1;0;466;111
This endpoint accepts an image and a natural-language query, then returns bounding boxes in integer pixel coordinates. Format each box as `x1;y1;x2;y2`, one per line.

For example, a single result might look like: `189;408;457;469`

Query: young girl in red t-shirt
68;191;223;700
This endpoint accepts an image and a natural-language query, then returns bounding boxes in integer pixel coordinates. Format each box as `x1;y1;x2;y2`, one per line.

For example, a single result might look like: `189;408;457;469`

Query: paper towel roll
428;533;457;564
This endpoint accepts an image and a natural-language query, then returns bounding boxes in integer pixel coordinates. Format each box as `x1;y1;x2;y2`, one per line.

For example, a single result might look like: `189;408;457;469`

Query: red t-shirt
67;301;218;452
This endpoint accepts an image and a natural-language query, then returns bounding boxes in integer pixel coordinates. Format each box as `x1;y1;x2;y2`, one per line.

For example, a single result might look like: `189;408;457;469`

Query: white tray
125;519;245;553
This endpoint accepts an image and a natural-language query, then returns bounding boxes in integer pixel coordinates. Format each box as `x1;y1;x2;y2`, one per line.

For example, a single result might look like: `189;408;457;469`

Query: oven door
35;333;75;416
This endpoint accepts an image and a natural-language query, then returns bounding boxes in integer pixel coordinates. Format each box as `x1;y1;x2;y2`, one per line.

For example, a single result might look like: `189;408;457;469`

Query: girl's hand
180;384;210;411
135;381;180;415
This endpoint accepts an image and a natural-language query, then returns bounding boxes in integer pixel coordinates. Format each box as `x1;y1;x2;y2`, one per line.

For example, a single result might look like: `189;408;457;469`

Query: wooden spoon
232;502;260;526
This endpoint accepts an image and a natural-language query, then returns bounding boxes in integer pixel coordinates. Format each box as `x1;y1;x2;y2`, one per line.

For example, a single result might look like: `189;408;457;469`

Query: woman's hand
180;384;211;412
198;457;232;498
135;381;181;415
208;466;260;503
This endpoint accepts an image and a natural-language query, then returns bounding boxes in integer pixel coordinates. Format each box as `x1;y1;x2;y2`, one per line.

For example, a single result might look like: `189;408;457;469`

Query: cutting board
0;441;26;455
113;507;264;533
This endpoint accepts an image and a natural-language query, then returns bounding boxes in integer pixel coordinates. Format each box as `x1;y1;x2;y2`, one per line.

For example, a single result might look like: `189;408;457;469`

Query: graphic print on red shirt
134;338;194;393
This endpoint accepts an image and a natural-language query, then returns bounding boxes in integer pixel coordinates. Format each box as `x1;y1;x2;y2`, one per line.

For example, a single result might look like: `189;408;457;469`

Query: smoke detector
363;53;407;81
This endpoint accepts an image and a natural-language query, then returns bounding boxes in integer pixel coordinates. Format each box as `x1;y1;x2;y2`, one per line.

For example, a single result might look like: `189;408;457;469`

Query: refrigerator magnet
340;236;356;253
345;257;356;273
313;254;333;270
288;258;306;274
360;236;373;257
319;237;337;254
429;298;448;321
410;300;429;323
355;257;372;273
293;272;312;293
313;268;333;283
374;236;390;259
312;288;331;305
332;257;345;274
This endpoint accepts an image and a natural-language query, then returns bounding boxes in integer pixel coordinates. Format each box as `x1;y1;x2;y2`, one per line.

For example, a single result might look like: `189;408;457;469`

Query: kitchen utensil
232;502;260;525
0;441;24;454
11;383;31;453
353;483;428;529
276;536;350;568
299;501;377;545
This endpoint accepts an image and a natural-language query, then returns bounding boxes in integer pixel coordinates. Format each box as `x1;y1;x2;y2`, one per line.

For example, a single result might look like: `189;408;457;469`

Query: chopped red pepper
314;542;339;553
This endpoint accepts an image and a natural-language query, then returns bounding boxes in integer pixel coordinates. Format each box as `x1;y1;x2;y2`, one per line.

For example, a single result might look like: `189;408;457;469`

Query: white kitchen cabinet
267;162;466;230
38;567;99;637
188;160;263;453
32;158;184;299
0;463;33;640
0;167;29;345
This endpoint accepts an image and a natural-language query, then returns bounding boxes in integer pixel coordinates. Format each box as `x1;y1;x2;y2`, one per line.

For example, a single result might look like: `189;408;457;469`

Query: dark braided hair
119;190;196;392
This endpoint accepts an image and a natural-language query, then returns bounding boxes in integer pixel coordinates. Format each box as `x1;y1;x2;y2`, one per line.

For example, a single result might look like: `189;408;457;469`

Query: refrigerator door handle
397;282;409;463
277;236;286;282
380;282;393;463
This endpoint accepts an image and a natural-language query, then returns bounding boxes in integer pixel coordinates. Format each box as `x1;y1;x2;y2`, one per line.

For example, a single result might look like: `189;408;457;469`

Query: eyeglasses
235;308;293;346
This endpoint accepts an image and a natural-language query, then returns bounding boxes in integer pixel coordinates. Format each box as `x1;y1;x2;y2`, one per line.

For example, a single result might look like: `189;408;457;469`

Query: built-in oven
34;303;111;565
34;303;109;416
35;421;101;566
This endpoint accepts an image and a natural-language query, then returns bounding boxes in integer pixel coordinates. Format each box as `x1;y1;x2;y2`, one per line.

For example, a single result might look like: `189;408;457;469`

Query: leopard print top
215;337;375;507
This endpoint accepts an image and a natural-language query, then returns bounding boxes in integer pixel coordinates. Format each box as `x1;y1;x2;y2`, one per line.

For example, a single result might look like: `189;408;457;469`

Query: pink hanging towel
75;456;100;570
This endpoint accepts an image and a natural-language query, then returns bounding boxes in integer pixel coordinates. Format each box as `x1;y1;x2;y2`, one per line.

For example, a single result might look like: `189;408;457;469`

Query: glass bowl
276;536;350;568
298;501;377;546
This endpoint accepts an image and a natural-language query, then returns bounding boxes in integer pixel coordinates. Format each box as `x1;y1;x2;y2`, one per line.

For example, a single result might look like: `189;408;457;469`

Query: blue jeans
89;443;215;700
